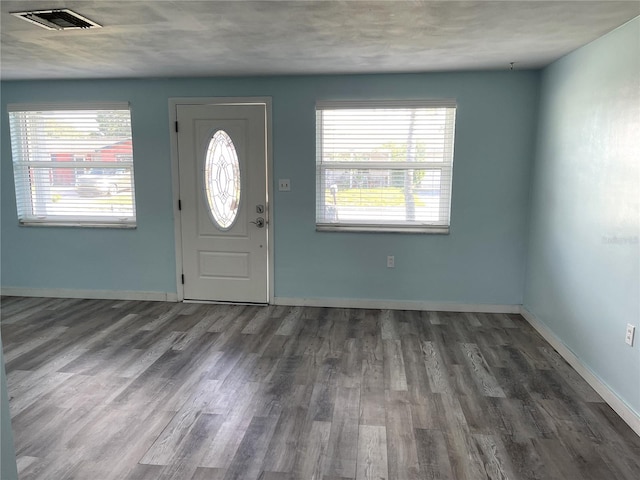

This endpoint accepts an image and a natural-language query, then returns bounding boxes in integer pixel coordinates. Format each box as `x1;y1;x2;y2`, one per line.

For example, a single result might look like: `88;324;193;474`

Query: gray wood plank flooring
2;296;639;480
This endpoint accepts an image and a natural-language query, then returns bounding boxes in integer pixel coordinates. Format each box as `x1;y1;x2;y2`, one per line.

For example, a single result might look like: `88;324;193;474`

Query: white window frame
7;102;136;228
316;99;457;233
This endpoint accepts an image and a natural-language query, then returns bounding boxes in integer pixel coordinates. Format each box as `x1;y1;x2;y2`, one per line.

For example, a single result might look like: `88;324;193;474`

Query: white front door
177;103;268;302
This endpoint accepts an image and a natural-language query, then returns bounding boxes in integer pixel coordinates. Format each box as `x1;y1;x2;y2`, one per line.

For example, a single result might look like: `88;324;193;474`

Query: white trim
520;307;640;437
316;224;449;234
168;97;274;303
0;287;178;302
321;161;451;170
183;299;267;306
265;100;275;305
7;102;128;112
169;100;185;301
14;161;132;168
316;99;457;109
273;296;520;314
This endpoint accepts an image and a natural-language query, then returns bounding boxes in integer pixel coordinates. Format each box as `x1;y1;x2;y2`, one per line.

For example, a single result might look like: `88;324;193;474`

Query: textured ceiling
1;1;638;80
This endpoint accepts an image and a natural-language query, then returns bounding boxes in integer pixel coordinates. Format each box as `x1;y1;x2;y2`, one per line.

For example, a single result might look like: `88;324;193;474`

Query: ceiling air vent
11;9;102;31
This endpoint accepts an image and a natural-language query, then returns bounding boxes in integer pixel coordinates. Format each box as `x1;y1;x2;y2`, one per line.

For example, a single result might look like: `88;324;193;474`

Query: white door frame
169;97;274;303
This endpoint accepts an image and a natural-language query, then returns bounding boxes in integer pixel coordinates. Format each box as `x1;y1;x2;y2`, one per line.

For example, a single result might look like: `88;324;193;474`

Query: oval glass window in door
204;130;241;230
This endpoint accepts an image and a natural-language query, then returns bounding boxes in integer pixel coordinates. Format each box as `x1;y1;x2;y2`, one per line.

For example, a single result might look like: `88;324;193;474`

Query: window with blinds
316;100;456;233
8;103;136;227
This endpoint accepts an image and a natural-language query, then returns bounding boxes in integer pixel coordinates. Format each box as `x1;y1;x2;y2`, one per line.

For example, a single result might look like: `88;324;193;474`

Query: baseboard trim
273;296;520;314
0;287;179;303
520;306;640;437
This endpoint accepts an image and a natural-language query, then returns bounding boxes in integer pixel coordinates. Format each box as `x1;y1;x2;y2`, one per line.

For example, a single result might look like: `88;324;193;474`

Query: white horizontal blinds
8;103;136;226
316;100;456;231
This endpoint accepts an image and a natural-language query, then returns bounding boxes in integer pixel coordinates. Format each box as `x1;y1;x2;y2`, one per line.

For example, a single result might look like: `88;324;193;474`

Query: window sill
19;221;136;229
316;224;449;234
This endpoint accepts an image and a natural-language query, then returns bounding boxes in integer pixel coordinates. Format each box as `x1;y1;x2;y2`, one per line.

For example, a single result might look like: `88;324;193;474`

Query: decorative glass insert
204;130;241;229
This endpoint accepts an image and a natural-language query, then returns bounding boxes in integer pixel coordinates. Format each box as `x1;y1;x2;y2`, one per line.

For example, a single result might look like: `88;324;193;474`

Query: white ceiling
1;1;638;80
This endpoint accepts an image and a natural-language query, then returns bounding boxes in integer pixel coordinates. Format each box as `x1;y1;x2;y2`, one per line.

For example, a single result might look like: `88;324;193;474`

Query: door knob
250;217;265;228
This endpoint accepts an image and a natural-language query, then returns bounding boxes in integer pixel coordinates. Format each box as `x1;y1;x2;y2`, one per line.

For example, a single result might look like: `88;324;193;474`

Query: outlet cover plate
279;179;291;191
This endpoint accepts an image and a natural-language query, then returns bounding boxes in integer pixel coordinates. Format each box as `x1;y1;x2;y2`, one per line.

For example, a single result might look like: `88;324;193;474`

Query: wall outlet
387;255;395;268
625;324;635;346
278;179;291;191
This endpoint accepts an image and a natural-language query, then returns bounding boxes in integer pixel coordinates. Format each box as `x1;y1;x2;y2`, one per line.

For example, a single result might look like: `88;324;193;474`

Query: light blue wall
1;71;539;305
524;18;640;414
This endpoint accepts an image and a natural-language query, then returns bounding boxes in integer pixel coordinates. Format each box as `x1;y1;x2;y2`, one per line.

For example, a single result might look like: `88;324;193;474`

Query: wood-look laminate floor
2;297;639;480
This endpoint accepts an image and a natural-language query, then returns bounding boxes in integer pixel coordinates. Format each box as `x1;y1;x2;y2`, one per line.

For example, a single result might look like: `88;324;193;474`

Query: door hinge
178;199;182;210
181;274;185;284
175;121;179;132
